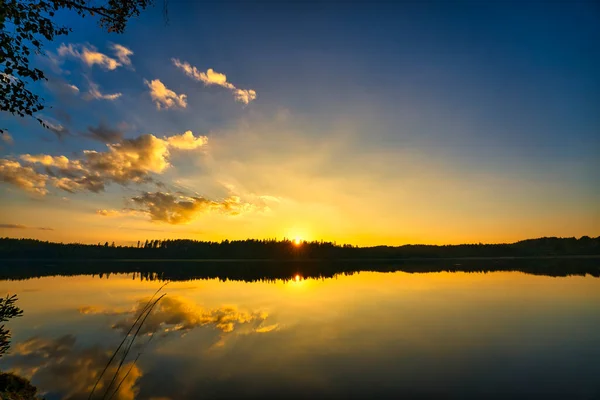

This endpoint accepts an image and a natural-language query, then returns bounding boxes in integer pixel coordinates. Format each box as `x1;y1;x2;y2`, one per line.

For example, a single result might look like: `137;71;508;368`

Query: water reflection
1;270;600;399
1;257;599;283
7;335;140;400
85;296;273;335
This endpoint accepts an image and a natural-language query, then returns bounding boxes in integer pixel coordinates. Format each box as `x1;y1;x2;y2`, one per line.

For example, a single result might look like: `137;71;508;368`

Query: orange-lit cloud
172;58;257;104
144;78;187;110
57;43;125;70
0;131;208;195
0;159;49;195
255;323;279;333
95;209;122;217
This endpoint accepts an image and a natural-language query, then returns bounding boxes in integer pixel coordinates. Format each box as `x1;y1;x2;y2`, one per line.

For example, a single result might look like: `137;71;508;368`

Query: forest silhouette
0;236;598;281
1;236;599;259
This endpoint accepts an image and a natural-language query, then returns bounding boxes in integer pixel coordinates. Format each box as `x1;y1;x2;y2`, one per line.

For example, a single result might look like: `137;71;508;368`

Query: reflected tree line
0;257;599;282
1;236;599;260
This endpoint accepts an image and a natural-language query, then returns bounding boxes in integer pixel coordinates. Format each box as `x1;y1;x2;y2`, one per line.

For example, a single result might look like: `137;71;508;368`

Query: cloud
128;192;254;224
164;130;208;149
66;83;79;93
57;43;122;70
97;296;270;335
86;81;122;101
0;223;27;229
0;159;49;195
6;335;141;400
111;44;133;66
44;79;80;96
0;223;53;230
96;209;121;217
234;88;257;104
84;122;124;143
144;79;187;110
1;132;13;145
0;131;208;196
40;117;70;139
172;58;257;104
255;323;280;333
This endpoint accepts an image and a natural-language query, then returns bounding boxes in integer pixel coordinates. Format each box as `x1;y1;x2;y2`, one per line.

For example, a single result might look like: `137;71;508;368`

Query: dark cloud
40;118;70;139
129;191;253;224
84;122;124;143
44;78;80;97
0;223;54;230
0;223;27;229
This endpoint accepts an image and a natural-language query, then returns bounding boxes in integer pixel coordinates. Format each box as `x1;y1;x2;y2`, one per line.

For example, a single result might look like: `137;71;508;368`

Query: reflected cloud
6;335;140;400
82;296;270;335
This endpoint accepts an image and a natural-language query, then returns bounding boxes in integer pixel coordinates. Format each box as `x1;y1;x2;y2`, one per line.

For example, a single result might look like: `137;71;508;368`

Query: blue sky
1;0;598;245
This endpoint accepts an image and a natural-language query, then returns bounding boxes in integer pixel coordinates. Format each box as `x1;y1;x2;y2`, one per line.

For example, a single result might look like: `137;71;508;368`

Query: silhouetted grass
89;284;167;400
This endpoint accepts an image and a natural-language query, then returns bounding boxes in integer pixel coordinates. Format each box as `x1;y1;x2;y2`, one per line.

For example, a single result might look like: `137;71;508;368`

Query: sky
0;0;599;246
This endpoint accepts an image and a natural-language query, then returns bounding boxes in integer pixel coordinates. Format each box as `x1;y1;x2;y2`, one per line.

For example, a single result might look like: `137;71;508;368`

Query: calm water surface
1;268;599;399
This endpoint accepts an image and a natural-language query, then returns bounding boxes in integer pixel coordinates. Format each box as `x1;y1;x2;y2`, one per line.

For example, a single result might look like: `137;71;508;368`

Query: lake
1;262;600;399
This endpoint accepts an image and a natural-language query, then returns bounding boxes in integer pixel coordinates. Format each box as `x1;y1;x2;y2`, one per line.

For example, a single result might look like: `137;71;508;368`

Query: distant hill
0;236;598;260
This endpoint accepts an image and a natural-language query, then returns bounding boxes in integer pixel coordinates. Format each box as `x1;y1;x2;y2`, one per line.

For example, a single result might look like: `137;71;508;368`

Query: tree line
0;236;599;260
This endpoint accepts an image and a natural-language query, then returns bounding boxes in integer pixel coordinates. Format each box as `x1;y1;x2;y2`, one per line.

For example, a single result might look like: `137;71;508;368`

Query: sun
293;237;302;246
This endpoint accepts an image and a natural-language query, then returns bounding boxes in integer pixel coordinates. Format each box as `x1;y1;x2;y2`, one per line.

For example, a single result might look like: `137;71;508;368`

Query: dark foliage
0;372;39;400
0;294;24;357
1;0;153;133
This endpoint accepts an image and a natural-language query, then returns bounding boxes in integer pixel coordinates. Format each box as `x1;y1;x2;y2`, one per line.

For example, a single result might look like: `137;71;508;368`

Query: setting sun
293;237;302;246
